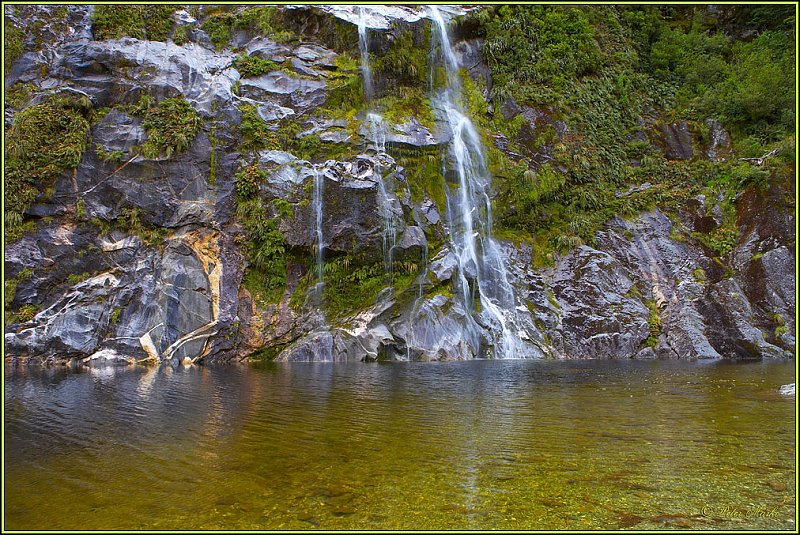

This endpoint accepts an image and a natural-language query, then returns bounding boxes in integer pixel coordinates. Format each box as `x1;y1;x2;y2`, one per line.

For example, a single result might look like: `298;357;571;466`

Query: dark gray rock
653;122;694;160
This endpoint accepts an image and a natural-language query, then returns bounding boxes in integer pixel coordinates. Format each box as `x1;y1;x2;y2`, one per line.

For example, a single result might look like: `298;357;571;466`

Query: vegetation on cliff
457;5;795;264
4;93;92;241
92;5;178;41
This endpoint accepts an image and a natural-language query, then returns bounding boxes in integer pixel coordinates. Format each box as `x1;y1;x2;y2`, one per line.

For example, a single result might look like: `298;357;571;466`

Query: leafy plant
5;94;92;241
92;5;178;41
234;54;279;77
130;96;202;159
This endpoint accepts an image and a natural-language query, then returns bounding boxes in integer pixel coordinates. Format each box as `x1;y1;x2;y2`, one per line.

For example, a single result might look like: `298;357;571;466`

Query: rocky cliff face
4;5;795;364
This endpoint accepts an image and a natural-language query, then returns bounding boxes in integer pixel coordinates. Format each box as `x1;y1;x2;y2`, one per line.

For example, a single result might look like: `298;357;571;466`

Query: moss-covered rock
4;93;92;240
92;5;178;42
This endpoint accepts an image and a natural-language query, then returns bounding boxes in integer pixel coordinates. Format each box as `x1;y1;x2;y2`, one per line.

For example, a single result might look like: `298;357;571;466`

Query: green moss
208;124;218;187
643;300;662;348
200;12;235;50
67;272;92;286
247;343;287;362
374;87;435;131
237;103;276;153
202;7;294;51
130;95;202;159
5;94;92;241
95;144;125;164
320;53;364;119
546;288;561;310
110;307;123;325
392;145;446;214
4;82;35;108
92;5;178;41
235;164;267;198
234;55;279;78
115;207;168;246
12;304;38;324
236;197;287;305
4;17;24;74
321;256;417;319
692;268;706;284
4;268;34;323
172;24;189;46
233;6;293;43
374;27;430;86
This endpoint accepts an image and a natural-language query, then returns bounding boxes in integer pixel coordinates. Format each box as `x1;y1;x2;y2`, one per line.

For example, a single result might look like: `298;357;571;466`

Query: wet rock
238;71;327;115
280;157;393;260
40;39;238;113
385;118;438;147
395;226;427;258
653;122;694;160
309;5;470;30
430;249;458;282
67;124;219;228
277;330;338;362
412;199;442;229
705;118;734;162
92;109;146;154
551;246;649;359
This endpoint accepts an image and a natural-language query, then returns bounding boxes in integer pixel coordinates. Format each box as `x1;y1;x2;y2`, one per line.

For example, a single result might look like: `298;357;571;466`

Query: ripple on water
3;359;796;530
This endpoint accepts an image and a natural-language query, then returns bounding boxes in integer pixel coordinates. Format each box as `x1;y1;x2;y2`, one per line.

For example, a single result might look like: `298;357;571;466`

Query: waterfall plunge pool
4;359;795;530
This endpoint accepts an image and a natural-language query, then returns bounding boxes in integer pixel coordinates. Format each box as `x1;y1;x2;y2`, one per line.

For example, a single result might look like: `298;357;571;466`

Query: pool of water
4;359;796;530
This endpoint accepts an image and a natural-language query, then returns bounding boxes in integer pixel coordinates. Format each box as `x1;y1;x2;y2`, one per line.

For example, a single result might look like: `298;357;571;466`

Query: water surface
4;359;796;530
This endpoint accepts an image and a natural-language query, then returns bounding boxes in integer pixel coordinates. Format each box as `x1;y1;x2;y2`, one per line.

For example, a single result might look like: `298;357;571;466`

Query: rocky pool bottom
4;359;796;530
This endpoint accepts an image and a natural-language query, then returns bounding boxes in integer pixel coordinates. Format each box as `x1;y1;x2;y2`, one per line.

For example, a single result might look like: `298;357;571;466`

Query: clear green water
4;359;796;530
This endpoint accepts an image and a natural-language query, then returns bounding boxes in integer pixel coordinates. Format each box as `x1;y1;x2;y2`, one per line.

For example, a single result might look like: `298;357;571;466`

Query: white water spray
312;166;325;303
429;6;529;359
359;7;399;282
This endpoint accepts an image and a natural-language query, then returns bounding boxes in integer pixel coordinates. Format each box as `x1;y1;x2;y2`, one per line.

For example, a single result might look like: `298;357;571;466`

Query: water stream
429;7;531;359
358;7;399;283
311;166;325;304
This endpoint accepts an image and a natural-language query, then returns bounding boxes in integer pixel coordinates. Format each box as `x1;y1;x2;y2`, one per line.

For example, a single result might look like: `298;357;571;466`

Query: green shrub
236;198;287;305
234;55;279;77
478;5;600;101
643;300;662;348
92;5;178;41
5;94;92;240
235;164;266;198
172;24;189;45
4;17;24;74
130;96;202;159
238;103;275;153
375;28;430;86
201;12;236;50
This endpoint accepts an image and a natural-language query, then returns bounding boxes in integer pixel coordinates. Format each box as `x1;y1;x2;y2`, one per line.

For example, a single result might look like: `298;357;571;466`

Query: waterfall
312;166;325;302
357;7;373;103
358;7;398;282
429;6;528;359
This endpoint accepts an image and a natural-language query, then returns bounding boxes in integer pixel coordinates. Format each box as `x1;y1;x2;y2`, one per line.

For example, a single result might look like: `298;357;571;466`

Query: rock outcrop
3;5;795;365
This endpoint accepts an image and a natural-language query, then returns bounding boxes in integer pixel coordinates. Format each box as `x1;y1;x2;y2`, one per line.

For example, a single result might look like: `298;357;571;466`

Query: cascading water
357;7;374;103
429;6;529;359
359;7;398;282
311;166;325;302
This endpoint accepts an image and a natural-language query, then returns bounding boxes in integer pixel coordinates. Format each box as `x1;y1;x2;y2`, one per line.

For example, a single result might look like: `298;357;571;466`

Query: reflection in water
4;360;796;530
